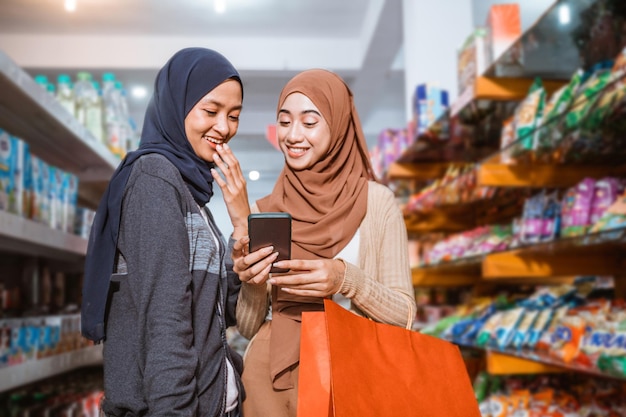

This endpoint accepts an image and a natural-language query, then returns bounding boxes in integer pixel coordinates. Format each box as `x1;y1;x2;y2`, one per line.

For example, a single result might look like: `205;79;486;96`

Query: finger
238;253;277;283
247;264;272;285
232;236;250;253
212;151;230;174
217;143;242;175
234;247;275;275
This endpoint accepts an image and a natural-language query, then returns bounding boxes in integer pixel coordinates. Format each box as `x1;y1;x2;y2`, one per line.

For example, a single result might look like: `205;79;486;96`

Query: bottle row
33;71;139;160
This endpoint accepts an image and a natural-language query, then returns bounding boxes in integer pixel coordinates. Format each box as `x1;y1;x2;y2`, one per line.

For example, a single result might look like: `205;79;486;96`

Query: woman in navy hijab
82;47;251;417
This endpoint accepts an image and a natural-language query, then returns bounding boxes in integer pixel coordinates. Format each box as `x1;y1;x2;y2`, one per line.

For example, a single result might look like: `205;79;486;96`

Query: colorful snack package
549;314;587;364
510;309;539;350
494;307;525;349
560;177;596;237
476;311;504;347
583;72;626;130
564;69;612;131
536;70;583;153
534;306;569;351
513;77;546;154
499;116;517;163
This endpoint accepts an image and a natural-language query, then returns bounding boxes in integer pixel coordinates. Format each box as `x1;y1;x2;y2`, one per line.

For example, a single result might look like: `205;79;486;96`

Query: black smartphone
248;212;292;273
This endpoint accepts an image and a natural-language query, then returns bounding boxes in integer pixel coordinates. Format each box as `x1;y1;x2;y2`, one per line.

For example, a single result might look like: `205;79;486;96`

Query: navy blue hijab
81;47;242;342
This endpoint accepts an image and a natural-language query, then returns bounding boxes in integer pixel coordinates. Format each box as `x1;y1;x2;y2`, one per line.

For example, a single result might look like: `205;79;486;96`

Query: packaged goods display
0;128;80;233
475;373;626;416
409;174;626;266
421;277;626;378
387;4;626;413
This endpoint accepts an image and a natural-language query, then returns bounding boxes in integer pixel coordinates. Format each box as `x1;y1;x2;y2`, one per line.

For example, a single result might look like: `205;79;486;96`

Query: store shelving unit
0;50;117;209
0;50;115;392
0;345;103;392
394;0;626;381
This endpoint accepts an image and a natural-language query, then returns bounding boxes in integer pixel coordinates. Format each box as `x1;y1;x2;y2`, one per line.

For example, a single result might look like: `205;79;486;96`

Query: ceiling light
65;0;77;12
558;4;570;25
248;170;260;181
215;0;226;14
131;86;147;99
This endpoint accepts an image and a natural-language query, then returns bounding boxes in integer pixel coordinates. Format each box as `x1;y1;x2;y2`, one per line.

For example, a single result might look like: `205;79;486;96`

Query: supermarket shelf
477;162;626;188
386;162;450;181
486;349;625;381
412;256;482;287
0;210;87;261
405;209;476;234
0;50;118;209
411;228;626;285
486;351;564;375
451;76;566;118
452;341;626;380
483;228;626;278
404;190;525;235
0;345;103;392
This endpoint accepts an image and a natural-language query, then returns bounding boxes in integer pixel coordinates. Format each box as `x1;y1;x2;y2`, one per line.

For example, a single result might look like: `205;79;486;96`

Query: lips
203;135;225;147
286;146;308;158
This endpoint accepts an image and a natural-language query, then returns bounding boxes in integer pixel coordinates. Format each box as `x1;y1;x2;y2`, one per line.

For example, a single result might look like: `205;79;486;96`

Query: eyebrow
278;109;321;117
201;98;242;111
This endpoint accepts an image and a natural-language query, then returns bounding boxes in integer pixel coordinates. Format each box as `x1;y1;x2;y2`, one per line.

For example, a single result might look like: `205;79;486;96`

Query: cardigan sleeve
235;203;272;340
337;183;416;329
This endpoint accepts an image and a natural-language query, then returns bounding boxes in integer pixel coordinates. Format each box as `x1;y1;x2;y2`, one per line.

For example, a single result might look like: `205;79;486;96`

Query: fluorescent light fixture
558;4;570;25
248;170;260;181
65;0;77;12
215;0;226;14
131;86;147;99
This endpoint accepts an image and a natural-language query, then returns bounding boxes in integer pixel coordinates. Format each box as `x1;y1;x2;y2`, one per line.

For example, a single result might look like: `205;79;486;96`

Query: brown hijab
256;69;376;389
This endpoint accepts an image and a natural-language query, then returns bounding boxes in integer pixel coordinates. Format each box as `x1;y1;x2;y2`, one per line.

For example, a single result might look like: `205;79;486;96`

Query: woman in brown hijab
232;69;416;417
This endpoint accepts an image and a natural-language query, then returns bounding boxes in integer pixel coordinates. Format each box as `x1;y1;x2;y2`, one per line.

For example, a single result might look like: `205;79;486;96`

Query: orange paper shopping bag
297;299;480;417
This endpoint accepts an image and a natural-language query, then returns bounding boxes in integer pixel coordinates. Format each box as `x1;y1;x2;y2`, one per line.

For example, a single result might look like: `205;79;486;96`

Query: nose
283;122;303;144
213;113;229;136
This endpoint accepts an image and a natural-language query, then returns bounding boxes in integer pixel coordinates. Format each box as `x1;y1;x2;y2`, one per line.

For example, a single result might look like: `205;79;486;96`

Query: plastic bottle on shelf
74;71;104;144
117;82;138;154
102;72;124;159
56;73;75;117
46;83;56;96
33;74;48;90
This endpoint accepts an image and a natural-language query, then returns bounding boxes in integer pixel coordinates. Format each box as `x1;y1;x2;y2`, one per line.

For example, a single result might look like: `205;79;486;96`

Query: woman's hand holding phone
232;236;278;285
267;258;346;298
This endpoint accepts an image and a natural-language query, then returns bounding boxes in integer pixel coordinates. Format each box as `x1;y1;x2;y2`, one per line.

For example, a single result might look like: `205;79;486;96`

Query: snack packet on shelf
512;77;546;158
493;307;526;349
510;309;539;350
534;305;569;352
564;69;612;131
560;178;596;237
589;189;626;233
535;70;583;155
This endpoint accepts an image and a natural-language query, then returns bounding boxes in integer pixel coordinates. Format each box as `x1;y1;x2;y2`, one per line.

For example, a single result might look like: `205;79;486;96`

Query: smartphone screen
248;212;292;273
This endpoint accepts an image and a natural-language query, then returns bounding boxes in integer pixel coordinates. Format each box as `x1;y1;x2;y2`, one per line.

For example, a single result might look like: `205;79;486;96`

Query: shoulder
367;181;396;205
129;153;174;175
131;154;180;180
365;181;402;219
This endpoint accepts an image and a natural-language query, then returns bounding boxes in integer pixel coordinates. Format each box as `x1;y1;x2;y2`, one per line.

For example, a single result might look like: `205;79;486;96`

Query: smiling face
276;92;332;171
184;78;242;163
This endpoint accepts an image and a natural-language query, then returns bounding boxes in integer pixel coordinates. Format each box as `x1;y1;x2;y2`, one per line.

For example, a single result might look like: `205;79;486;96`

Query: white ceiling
0;0;408;219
